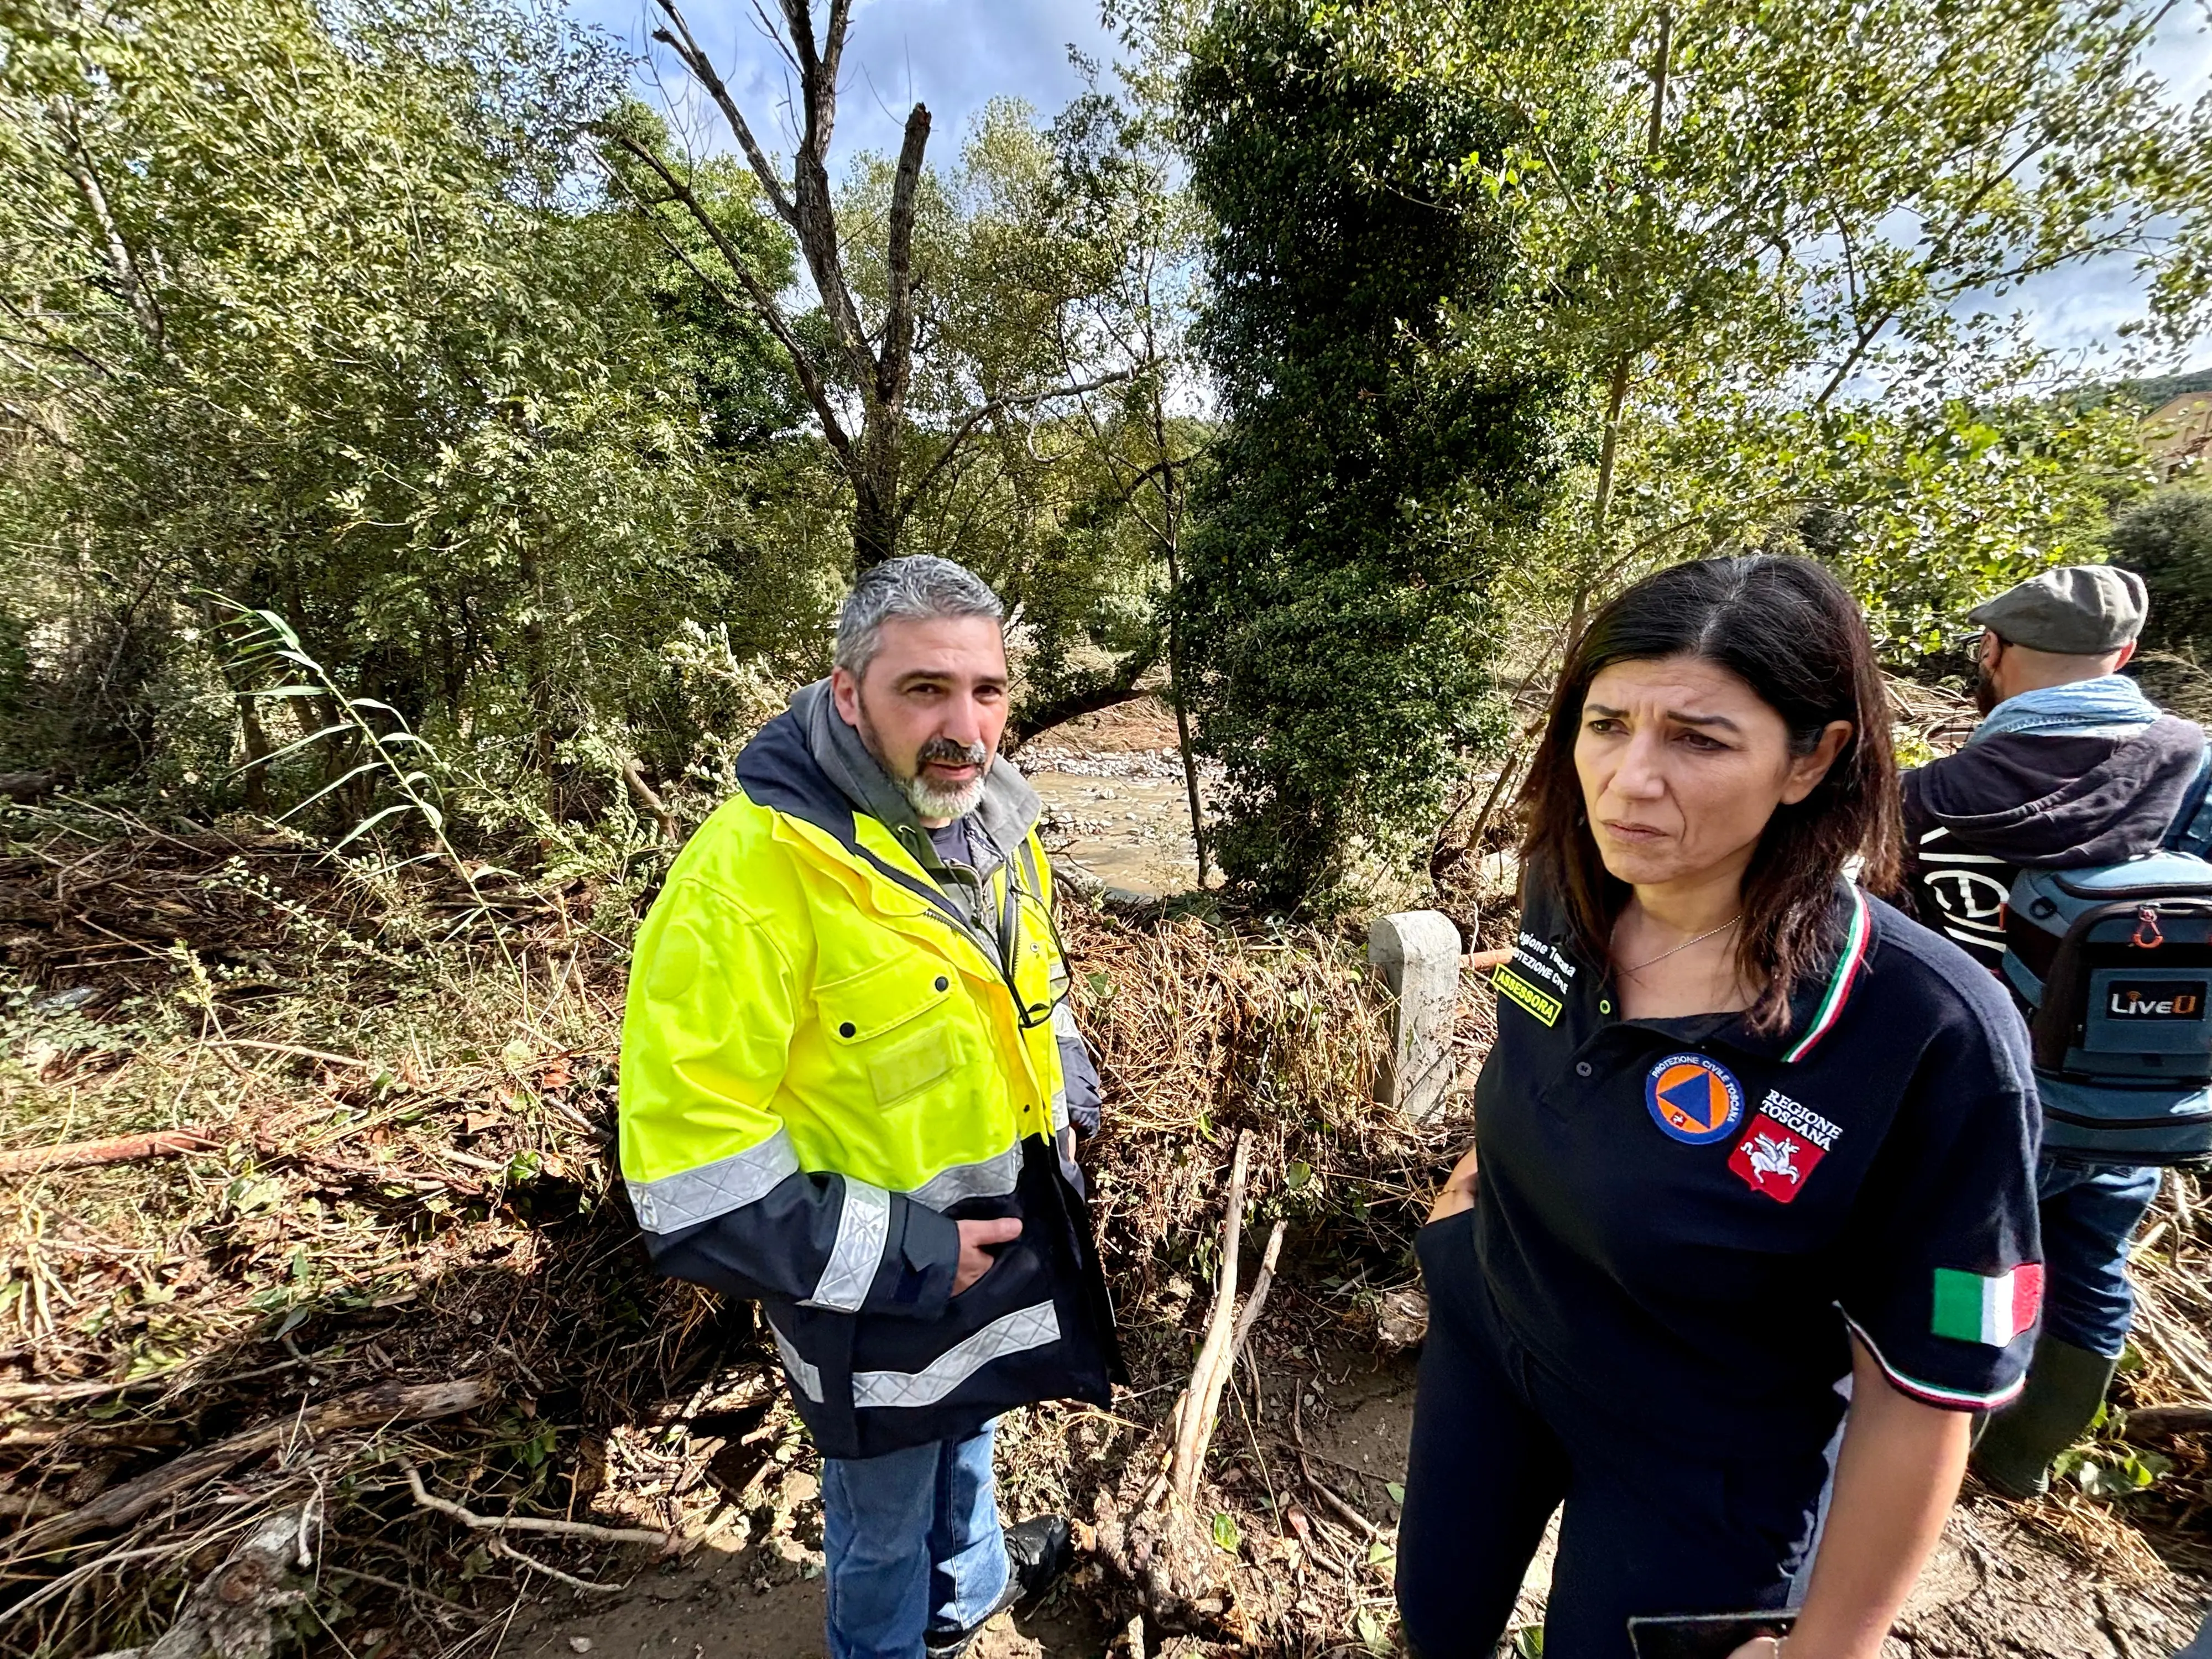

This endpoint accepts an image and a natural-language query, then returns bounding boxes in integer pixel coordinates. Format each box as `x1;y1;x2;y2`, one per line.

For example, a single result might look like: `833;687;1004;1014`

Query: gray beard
853;700;990;822
904;770;987;822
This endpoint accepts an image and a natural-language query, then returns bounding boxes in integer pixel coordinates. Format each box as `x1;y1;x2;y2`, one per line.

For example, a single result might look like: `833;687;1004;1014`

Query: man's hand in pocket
954;1217;1022;1293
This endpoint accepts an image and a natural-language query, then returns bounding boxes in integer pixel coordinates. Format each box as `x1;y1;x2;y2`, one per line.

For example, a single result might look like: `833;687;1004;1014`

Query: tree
839;96;1176;739
1050;14;1217;877
1340;0;2212;647
0;0;805;825
2110;484;2212;657
1175;0;1567;912
607;1;1141;570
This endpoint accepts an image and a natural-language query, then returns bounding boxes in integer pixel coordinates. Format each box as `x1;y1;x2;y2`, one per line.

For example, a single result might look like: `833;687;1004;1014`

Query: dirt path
506;1349;2211;1658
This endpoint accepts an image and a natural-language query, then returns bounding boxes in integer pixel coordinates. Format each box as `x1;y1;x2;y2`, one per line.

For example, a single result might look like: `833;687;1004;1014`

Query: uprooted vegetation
0;806;2209;1657
0;808;1474;1655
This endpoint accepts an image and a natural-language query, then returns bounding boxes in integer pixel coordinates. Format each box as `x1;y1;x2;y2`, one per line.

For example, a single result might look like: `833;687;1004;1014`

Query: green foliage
1339;0;2210;663
1176;0;1564;911
2054;1440;2172;1499
2053;1402;2174;1499
2108;485;2212;657
0;0;823;827
1678;390;2154;662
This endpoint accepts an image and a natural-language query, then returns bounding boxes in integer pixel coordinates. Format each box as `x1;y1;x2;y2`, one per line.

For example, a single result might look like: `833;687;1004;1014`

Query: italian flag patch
1931;1265;2043;1347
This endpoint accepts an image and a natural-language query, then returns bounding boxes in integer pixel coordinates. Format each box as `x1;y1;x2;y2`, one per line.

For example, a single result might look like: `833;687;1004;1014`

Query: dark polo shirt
1451;874;2043;1454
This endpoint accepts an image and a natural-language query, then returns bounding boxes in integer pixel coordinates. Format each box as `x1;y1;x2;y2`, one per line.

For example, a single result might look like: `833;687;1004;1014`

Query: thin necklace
1619;914;1742;974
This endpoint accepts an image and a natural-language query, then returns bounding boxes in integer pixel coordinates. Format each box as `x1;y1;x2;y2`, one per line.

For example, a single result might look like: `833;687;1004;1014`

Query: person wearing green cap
1901;564;2210;1499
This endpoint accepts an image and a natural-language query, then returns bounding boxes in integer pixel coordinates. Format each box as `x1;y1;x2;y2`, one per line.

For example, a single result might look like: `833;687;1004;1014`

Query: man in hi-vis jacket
619;556;1121;1659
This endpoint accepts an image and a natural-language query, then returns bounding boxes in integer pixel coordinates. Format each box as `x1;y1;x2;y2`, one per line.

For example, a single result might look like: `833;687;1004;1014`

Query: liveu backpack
2002;842;2212;1166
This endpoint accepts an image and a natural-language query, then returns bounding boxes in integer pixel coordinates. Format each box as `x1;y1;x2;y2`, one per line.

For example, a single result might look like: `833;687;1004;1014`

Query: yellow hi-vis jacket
618;699;1120;1458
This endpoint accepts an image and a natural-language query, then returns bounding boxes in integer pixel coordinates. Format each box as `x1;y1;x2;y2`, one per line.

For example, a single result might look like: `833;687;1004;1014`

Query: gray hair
833;555;1005;679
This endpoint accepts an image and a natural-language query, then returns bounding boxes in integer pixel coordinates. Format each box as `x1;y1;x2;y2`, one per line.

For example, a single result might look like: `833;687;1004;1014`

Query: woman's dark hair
1518;555;1901;1033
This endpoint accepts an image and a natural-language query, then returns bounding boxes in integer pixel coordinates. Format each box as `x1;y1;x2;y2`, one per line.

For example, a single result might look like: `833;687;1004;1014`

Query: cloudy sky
573;0;2212;374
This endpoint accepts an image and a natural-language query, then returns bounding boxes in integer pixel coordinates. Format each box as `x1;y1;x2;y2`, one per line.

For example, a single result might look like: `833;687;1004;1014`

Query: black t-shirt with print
1443;874;2043;1454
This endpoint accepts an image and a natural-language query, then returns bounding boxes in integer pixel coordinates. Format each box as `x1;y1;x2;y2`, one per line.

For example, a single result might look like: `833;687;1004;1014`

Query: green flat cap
1968;564;2147;654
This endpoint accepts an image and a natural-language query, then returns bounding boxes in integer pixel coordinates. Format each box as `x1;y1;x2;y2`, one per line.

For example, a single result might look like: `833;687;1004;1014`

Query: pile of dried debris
0;807;1462;1656
4;793;2210;1659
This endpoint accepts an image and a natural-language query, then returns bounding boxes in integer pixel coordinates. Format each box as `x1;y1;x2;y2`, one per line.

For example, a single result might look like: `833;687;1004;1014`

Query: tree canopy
1175;0;1569;909
0;0;2204;905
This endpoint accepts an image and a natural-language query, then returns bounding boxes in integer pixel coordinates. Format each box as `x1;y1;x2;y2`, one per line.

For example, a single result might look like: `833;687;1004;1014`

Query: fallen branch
1228;1220;1286;1365
11;1377;491;1554
1168;1130;1252;1507
98;1507;311;1658
0;1129;216;1175
619;758;676;843
1088;1133;1265;1640
0;1354;317;1408
255;1141;484;1197
1291;1394;1381;1540
401;1462;677;1551
488;1534;629;1594
2121;1404;2212;1437
217;1040;372;1070
0;1369;185;1406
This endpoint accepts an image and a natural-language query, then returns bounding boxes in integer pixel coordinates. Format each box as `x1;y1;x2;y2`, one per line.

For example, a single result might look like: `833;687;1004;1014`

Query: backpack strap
2168;748;2212;857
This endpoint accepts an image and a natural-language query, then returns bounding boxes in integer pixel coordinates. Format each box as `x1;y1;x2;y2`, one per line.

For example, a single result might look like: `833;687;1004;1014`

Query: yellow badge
1493;966;1561;1027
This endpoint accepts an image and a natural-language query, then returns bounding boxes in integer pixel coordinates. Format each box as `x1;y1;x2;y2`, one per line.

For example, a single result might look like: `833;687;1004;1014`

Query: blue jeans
2038;1157;2162;1359
821;1420;1009;1659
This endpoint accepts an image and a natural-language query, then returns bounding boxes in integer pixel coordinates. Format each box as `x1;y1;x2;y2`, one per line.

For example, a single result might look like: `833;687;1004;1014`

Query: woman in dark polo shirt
1397;556;2041;1659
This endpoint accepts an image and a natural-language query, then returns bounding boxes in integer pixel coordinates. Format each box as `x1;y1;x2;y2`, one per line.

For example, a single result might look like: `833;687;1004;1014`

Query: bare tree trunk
629;3;1140;572
1568;9;1671;649
644;1;930;570
1164;545;1209;889
1571;353;1635;647
851;469;901;573
235;693;270;813
517;533;557;804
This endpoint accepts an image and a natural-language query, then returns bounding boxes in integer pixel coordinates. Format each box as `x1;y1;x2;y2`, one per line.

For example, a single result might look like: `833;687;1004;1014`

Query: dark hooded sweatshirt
1902;696;2207;974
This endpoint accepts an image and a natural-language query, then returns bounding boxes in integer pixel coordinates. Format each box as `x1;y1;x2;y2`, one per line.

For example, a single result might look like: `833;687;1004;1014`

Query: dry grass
0;813;731;1653
0;808;1470;1655
2005;1170;2212;1582
4;782;2210;1657
1067;907;1464;1321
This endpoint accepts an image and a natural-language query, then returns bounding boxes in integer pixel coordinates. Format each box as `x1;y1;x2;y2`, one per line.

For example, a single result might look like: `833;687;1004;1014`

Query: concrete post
1368;909;1467;1124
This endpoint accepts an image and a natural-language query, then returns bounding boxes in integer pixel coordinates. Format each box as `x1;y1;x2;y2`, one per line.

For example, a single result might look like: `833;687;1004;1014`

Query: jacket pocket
816;953;964;1109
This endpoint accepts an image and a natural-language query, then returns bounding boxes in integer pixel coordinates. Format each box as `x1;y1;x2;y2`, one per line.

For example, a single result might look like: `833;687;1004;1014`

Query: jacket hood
737;680;1041;875
1905;713;2206;867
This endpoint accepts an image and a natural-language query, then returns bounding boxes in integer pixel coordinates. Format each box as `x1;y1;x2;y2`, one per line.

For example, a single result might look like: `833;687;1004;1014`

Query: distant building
2142;392;2212;476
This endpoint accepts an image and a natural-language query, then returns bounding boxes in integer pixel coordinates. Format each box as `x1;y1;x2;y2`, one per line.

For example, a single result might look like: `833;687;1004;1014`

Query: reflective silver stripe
902;1142;1022;1212
852;1300;1061;1410
801;1178;890;1312
627;1129;800;1234
766;1315;823;1404
1047;1003;1083;1133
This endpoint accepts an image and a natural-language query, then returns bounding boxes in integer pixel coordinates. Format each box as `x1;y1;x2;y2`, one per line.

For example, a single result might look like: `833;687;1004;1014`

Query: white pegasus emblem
1746;1132;1802;1186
